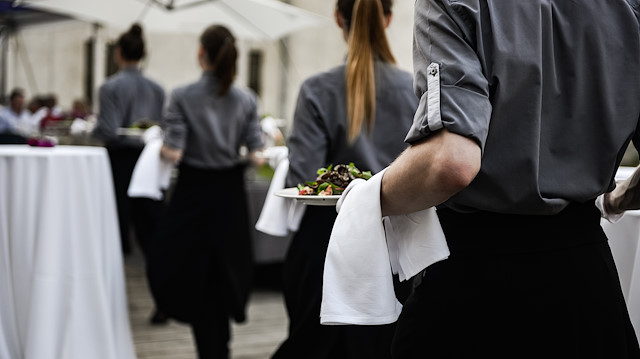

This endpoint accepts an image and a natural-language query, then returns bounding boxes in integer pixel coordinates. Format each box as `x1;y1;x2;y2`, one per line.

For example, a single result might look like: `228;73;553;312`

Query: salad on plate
297;163;372;196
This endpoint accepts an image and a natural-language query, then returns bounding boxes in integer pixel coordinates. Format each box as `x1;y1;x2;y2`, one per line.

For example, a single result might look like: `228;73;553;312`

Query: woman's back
162;74;263;170
275;2;418;358
286;61;417;186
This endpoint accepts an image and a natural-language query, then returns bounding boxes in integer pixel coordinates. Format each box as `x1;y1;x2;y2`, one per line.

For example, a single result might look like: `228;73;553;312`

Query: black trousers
273;206;412;359
391;201;640;359
106;145;163;256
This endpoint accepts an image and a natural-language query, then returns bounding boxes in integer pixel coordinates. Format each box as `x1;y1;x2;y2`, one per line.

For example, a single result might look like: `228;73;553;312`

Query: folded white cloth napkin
255;147;306;236
320;168;449;325
127;126;173;200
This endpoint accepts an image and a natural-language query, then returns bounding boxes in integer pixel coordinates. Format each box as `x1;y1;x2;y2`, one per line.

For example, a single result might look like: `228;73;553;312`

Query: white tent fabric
20;0;330;41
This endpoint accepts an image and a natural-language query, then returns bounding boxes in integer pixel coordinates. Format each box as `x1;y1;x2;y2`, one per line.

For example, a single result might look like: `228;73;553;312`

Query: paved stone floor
124;250;288;359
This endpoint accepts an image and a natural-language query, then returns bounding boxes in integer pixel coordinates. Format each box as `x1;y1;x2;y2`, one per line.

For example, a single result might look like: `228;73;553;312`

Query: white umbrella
18;0;330;41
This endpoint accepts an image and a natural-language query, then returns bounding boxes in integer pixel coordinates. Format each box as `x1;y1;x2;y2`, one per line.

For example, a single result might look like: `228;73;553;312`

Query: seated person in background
27;96;50;132
44;94;64;118
39;94;67;131
71;98;92;120
0;88;33;137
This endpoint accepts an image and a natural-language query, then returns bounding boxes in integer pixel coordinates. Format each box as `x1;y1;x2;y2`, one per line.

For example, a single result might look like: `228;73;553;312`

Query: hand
250;150;267;168
596;192;624;223
161;145;183;165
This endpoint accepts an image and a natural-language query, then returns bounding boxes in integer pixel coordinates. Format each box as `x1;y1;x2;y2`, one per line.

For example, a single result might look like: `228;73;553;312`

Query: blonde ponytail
344;0;396;143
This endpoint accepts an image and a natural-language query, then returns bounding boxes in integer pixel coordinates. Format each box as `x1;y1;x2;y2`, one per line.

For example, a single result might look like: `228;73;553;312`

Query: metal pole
278;0;292;122
278;37;289;121
0;27;8;103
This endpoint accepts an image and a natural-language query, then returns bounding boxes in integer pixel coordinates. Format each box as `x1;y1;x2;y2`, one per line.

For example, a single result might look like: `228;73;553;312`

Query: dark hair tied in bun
117;22;146;61
129;23;143;37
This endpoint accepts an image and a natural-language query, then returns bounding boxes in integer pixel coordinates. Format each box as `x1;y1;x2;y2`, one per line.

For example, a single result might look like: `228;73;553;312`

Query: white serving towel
255;147;306;236
321;168;449;325
127;126;173;200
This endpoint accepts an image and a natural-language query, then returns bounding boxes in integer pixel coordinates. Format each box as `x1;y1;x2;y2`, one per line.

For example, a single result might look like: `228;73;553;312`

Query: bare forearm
606;166;640;214
381;129;482;216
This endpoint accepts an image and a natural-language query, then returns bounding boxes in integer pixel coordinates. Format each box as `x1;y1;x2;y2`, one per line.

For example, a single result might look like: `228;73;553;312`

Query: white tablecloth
601;165;640;341
0;145;136;359
602;211;640;340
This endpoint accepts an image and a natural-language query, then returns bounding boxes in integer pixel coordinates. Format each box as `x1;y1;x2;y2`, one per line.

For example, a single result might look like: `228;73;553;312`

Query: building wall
7;20;93;110
5;0;417;129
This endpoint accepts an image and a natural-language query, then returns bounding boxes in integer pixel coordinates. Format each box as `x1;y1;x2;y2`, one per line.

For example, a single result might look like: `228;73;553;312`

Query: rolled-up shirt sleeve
405;0;492;150
161;90;188;150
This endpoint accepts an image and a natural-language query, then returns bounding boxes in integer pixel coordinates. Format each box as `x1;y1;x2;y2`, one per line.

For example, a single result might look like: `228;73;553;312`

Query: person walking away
92;23;166;259
146;24;265;359
272;1;418;358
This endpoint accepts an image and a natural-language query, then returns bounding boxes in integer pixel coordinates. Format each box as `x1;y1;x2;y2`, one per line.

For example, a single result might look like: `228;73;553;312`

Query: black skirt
391;201;640;358
146;163;253;324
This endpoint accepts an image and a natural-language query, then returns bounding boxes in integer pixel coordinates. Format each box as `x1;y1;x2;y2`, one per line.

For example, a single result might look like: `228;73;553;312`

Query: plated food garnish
297;163;372;196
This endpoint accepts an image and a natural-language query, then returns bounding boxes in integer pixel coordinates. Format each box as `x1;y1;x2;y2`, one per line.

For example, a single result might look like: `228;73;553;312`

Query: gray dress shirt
408;0;640;214
92;66;165;147
162;72;264;170
286;61;418;187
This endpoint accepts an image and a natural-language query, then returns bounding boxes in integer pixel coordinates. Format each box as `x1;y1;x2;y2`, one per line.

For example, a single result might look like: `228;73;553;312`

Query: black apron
392;200;640;358
146;163;253;324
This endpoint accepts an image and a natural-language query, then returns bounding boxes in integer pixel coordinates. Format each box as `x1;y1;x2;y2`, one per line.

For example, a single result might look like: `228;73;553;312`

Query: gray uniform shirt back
92;67;165;146
407;0;640;215
286;61;418;187
162;72;264;170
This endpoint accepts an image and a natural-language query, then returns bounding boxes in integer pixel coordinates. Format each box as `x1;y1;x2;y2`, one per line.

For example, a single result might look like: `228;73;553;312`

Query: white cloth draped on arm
320;168;450;325
255;147;306;236
127;126;173;200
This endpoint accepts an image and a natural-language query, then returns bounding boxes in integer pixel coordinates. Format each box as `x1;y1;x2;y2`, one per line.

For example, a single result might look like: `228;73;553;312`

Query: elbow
441;160;479;193
432;146;481;196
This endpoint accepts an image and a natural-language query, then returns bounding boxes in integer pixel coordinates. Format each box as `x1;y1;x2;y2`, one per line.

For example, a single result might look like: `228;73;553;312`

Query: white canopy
19;0;330;41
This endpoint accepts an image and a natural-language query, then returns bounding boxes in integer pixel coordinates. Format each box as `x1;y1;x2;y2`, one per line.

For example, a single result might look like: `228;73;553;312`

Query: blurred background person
91;23;166;259
38;93;67;131
70;98;92;120
0;87;33;139
146;24;265;359
45;93;63;118
271;0;417;358
26;95;49;133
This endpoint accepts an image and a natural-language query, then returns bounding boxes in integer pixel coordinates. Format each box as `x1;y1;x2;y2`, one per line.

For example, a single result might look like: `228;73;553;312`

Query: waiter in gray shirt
364;1;640;357
92;24;165;259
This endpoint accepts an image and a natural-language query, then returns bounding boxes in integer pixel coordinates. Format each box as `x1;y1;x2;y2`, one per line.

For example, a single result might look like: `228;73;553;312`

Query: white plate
116;128;145;137
274;187;340;206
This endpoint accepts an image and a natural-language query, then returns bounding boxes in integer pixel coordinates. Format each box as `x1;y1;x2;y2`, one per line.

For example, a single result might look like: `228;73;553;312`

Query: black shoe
150;309;169;325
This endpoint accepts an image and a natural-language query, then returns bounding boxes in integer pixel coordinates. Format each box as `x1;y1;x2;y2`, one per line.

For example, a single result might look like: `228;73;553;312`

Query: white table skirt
601;165;640;341
0;145;136;359
602;211;640;340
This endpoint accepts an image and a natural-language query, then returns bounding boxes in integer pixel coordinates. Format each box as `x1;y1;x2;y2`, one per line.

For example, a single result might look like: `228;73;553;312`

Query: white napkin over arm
127;126;173;200
320;168;449;325
255;147;306;236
